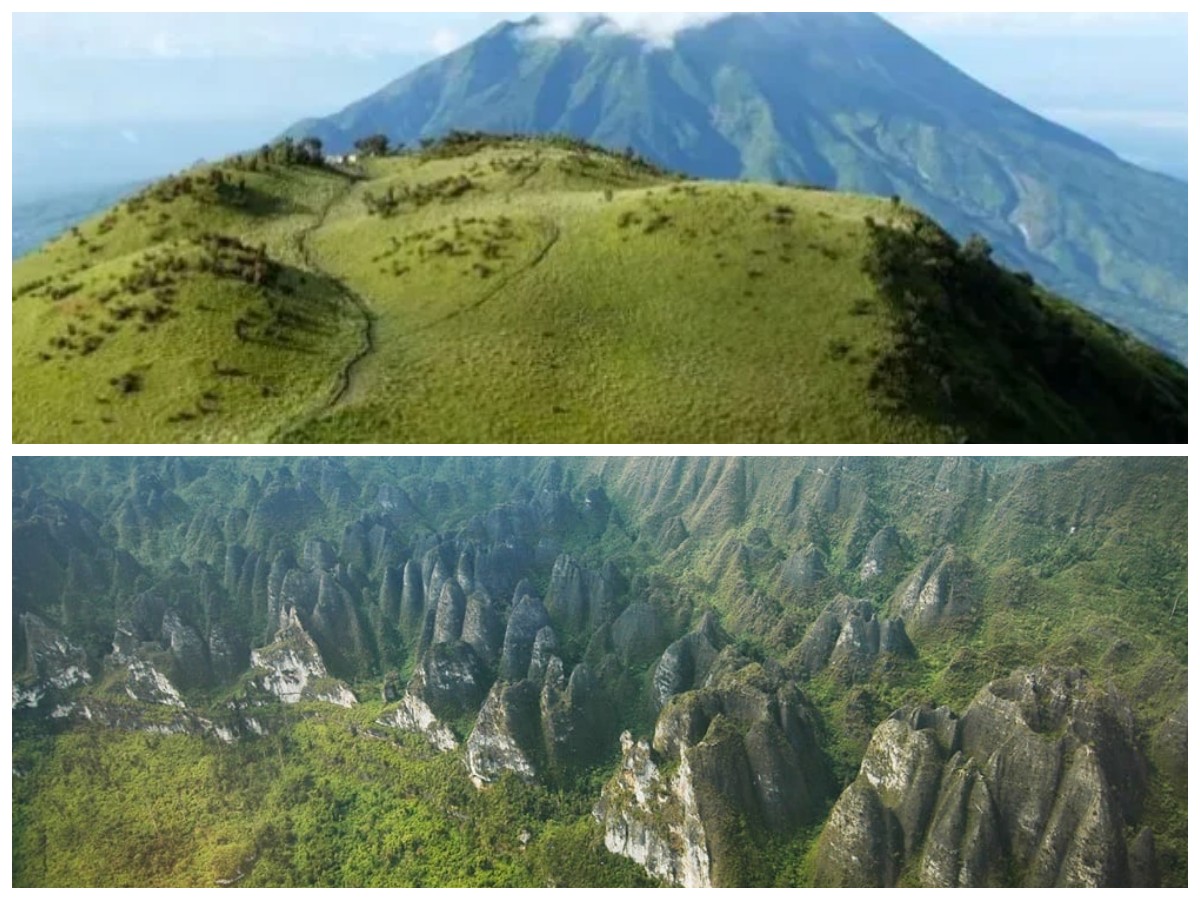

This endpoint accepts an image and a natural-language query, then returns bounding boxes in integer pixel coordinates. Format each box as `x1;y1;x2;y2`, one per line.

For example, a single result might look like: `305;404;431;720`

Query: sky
11;12;1189;194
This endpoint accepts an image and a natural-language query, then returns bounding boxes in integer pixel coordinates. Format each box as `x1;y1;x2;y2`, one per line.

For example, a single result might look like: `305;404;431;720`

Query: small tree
355;134;391;157
299;137;324;164
962;234;994;264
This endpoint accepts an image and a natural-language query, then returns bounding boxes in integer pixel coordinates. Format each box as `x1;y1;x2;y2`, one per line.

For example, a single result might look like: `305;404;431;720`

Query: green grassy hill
12;135;1187;444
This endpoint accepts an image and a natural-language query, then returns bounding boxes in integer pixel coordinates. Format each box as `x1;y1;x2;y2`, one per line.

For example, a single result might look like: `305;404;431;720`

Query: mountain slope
12;457;1188;886
290;13;1188;362
11;136;1187;443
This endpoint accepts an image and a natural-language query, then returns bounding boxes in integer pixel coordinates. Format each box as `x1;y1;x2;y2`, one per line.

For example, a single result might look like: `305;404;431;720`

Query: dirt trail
292;179;376;411
276;175;566;439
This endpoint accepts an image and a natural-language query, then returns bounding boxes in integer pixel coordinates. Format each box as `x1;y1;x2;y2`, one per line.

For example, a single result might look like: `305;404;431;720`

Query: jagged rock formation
124;658;186;707
12;614;92;709
595;731;712;887
781;543;827;590
406;640;487;724
377;693;459;752
597;662;834;886
651;612;728;708
796;596;914;680
859;525;903;582
466;680;543;787
465;615;617;786
9;458;1187;887
249;608;357;708
546;554;623;636
891;545;974;633
813;667;1153;887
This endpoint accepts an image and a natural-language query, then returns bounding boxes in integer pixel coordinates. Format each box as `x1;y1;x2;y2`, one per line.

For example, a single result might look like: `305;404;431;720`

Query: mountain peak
287;14;1185;362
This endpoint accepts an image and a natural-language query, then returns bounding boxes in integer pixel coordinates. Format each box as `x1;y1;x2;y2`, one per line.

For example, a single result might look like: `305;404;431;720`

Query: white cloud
430;27;465;55
519;12;728;48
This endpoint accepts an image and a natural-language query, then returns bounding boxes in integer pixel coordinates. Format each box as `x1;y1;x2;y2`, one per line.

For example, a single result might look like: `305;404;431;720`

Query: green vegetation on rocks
11;457;1188;886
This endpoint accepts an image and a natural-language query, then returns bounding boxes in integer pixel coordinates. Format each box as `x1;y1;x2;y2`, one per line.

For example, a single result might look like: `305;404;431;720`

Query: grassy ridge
12;136;1187;443
12;163;363;443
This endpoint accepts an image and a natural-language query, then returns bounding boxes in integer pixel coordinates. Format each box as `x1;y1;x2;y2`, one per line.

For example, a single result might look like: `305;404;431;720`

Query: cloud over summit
519;12;728;47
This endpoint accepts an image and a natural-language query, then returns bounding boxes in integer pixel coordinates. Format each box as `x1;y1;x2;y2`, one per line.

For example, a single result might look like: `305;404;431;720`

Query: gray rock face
891;545;974;633
208;623;248;683
651;612;727;708
526;627;558;682
302;538;338;571
376;484;418;518
610;602;668;666
498;594;552;681
782;543;827;590
466;680;542;787
431;580;468;646
379;565;403;624
797;596;914;680
546;555;620;637
249;608;357;708
814;667;1150;887
278;568;320;623
399;559;425;638
408;640;487;723
461;592;505;665
540;659;614;776
124;658;186;707
859;526;903;581
340;521;372;572
309;570;370;678
595;731;712;888
12;613;92;709
161;610;210;689
378;692;459;752
598;664;833;886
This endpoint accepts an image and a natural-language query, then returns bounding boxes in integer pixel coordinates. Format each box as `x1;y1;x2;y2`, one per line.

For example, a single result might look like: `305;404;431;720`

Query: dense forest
12;457;1187;886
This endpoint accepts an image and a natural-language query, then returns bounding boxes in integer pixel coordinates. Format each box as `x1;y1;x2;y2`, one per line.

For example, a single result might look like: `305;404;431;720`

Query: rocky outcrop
891;545;974;634
545;555;622;637
813;667;1152;887
796;596;914;681
124;657;186;707
498;593;552;681
466;680;542;788
12;613;92;709
651;612;727;708
461;592;505;665
859;525;903;582
162;610;211;689
598;664;833;886
378;693;459;752
595;731;711;888
407;640;487;723
781;543;827;590
610;602;668;667
249;608;357;708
